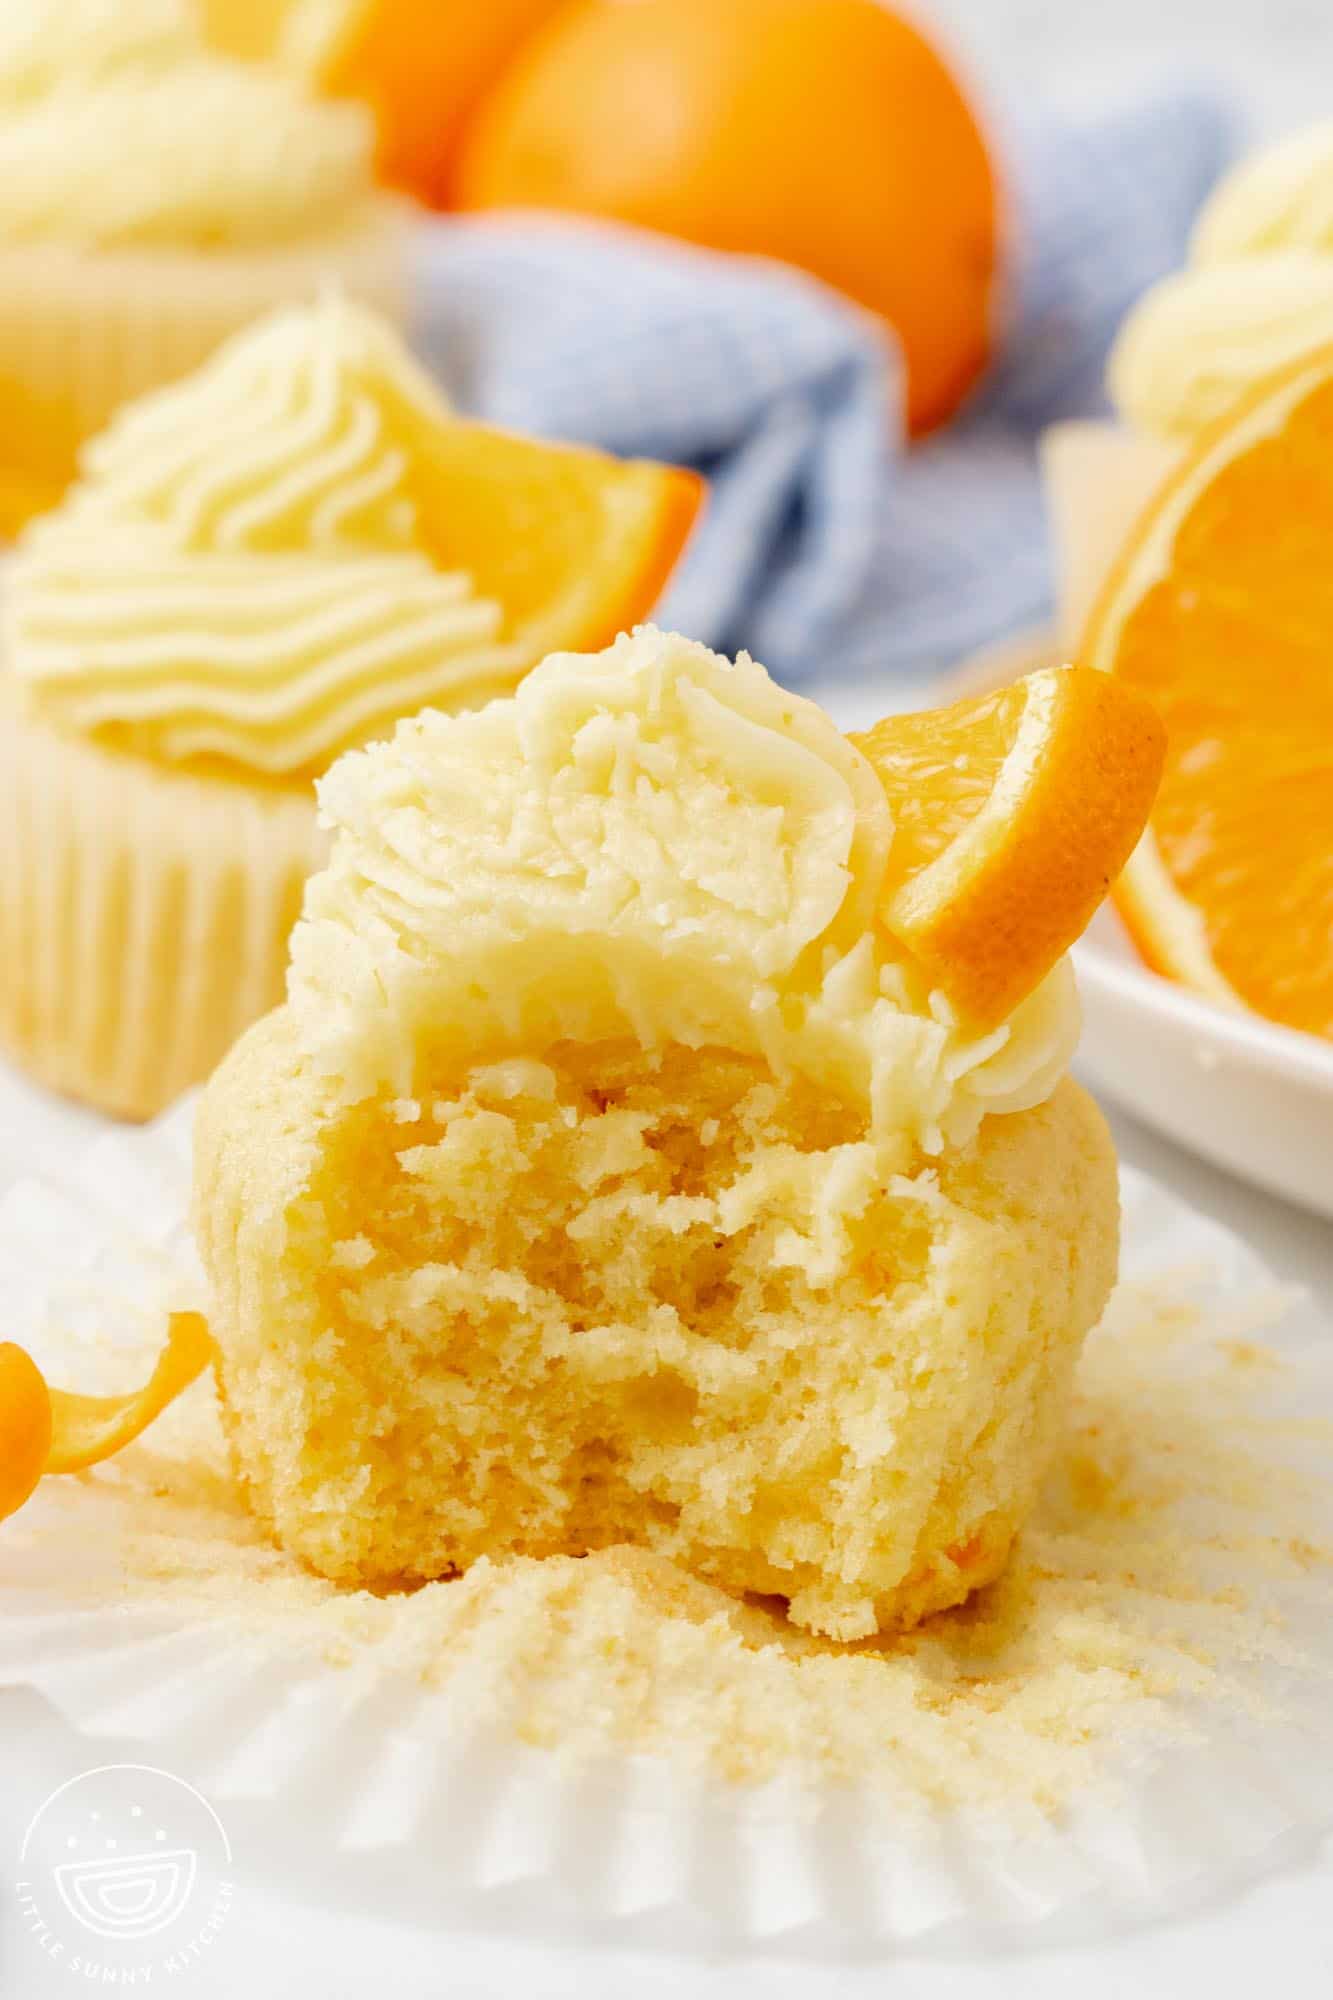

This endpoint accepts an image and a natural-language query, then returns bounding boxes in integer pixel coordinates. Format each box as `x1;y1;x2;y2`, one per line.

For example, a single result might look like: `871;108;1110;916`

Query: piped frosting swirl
0;0;375;247
8;302;515;774
1111;125;1333;442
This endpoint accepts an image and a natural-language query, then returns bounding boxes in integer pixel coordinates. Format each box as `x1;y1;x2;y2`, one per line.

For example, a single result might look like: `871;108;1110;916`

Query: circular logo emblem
15;1764;233;1983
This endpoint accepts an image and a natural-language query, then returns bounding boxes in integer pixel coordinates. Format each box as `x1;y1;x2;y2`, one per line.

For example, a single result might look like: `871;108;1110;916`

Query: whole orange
317;0;572;208
454;0;998;432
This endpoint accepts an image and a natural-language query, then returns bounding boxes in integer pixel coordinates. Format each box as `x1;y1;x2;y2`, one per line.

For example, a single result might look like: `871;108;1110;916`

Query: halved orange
1082;345;1333;1041
413;424;705;663
852;667;1165;1024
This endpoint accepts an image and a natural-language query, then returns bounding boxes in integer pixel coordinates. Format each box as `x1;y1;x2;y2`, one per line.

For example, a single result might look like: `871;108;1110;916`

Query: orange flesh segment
0;1343;54;1523
412;425;705;655
1084;352;1333;1039
851;667;1166;1025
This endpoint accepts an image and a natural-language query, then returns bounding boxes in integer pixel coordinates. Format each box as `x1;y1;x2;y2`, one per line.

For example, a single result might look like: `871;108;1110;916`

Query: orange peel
0;1343;54;1524
0;1313;215;1522
852;665;1166;1024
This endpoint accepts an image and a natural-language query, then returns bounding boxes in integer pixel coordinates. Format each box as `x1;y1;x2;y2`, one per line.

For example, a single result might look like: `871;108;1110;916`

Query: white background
930;0;1332;133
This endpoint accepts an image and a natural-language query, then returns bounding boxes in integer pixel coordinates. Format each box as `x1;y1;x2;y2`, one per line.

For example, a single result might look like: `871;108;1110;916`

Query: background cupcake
1044;125;1333;649
0;298;701;1120
0;0;409;535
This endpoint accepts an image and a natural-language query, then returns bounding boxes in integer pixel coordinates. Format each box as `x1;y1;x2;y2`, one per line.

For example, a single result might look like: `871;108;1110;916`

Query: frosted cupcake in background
0;299;701;1120
1044;125;1333;648
0;0;409;533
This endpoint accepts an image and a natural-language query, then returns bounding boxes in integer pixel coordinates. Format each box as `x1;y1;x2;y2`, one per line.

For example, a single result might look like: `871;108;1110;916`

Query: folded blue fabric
412;88;1233;692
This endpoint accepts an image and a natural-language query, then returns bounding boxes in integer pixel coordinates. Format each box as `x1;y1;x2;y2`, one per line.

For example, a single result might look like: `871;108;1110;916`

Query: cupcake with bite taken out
194;628;1165;1639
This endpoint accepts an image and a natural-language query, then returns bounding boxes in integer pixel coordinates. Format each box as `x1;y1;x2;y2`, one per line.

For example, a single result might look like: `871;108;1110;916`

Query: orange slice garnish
414;424;705;663
0;1314;214;1523
1082;346;1333;1040
851;666;1165;1023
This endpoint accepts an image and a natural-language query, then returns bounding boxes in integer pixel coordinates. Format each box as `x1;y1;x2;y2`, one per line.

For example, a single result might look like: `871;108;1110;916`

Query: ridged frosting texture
1108;254;1333;442
289;627;1079;1154
0;0;375;246
1111;125;1333;441
1192;123;1333;262
7;302;512;774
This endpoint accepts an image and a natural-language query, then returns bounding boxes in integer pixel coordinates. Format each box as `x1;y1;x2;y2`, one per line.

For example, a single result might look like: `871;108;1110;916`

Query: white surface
1075;906;1333;1222
927;0;1332;134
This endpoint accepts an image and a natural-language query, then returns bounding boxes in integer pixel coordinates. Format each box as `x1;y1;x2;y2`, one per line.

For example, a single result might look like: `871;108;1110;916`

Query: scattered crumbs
7;1275;1333;1819
1219;1339;1282;1372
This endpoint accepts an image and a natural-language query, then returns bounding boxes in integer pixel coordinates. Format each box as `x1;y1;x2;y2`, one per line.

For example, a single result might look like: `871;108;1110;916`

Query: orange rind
852;666;1166;1023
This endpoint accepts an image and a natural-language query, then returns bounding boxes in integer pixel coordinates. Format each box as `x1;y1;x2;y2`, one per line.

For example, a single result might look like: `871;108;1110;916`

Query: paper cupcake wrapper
1;1105;1332;1953
0;696;326;1119
0;198;409;532
1040;422;1183;652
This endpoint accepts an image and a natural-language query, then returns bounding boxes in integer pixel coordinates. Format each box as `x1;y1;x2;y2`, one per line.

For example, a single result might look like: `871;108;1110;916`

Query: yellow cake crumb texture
198;1014;1115;1640
9;1275;1331;1811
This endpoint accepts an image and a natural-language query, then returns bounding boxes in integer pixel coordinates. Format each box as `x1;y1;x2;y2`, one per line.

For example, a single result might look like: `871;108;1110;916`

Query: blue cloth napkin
412;88;1232;692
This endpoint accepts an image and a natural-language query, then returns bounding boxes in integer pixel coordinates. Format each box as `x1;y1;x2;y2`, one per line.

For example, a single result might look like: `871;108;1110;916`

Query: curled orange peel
0;1343;53;1524
0;1313;215;1522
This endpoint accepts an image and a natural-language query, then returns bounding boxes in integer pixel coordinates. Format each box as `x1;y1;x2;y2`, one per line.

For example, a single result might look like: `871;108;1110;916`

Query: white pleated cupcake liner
1;1099;1332;1955
0;701;326;1119
0;204;409;478
1039;420;1182;649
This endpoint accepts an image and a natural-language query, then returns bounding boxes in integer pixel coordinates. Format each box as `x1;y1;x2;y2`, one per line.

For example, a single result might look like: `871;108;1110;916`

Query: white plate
1074;906;1333;1221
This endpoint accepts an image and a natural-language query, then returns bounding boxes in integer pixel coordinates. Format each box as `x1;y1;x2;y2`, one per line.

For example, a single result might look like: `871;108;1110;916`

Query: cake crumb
9;1273;1333;1819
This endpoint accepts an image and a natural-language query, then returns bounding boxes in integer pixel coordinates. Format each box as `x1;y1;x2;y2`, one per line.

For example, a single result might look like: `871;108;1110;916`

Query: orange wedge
1082;346;1333;1041
851;667;1165;1024
413;424;705;659
0;1315;214;1526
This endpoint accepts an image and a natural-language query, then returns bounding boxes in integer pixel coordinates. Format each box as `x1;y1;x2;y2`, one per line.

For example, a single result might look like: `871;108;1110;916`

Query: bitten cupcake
0;0;409;533
195;629;1163;1640
0;302;701;1119
1044;125;1333;647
